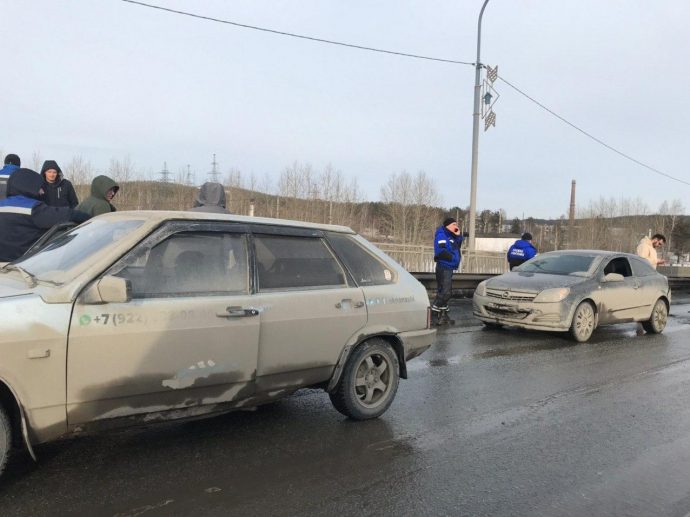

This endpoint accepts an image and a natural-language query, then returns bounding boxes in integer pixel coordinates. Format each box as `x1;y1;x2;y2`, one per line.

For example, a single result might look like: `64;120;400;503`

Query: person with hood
0;168;90;262
0;153;21;200
76;175;119;217
189;182;229;213
40;160;79;208
507;232;538;270
431;217;467;326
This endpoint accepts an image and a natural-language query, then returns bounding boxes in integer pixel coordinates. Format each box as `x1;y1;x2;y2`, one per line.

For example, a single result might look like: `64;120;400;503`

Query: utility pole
159;161;171;183
208;154;220;183
468;0;491;252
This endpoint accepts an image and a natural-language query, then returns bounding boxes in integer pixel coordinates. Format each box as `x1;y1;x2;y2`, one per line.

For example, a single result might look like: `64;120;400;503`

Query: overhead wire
121;0;687;187
120;0;475;66
497;75;690;187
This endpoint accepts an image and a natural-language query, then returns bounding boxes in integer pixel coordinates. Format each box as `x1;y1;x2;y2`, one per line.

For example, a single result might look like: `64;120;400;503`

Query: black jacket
41;160;79;208
0;168;90;262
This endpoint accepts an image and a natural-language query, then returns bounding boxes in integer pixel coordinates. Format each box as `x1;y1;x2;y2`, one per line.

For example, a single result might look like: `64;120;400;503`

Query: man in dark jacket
0;153;21;201
76;175;119;217
432;217;466;326
189;182;229;213
40;160;79;208
507;232;538;270
0;168;90;262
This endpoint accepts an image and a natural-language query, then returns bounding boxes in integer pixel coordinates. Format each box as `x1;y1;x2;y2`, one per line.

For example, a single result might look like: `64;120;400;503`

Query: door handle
216;306;259;318
335;299;365;309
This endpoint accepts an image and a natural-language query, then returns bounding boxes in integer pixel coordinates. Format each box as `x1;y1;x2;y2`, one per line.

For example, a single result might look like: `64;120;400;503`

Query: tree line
15;153;689;256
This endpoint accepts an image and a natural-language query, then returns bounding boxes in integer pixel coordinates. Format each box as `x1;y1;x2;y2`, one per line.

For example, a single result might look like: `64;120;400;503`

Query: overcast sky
2;0;689;219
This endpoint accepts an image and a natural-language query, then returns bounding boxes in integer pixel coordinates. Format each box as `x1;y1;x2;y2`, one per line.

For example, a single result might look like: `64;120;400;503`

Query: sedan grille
486;288;537;302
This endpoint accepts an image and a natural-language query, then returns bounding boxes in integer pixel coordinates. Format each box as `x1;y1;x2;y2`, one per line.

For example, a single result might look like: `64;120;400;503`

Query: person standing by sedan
40;160;79;208
432;217;466;326
189;182;229;213
635;233;666;336
507;232;537;270
76;175;119;217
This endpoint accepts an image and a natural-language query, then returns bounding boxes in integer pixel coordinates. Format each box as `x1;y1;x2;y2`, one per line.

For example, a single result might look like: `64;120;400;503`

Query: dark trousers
433;265;453;309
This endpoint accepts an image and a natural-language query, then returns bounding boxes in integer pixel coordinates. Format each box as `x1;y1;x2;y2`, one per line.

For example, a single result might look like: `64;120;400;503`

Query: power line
121;0;475;66
497;75;690;187
121;0;686;188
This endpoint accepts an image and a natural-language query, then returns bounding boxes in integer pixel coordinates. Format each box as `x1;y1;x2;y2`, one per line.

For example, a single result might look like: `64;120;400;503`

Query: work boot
439;309;455;326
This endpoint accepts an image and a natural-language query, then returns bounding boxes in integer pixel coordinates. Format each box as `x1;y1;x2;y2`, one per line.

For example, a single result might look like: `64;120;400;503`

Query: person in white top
636;233;666;269
636;233;666;335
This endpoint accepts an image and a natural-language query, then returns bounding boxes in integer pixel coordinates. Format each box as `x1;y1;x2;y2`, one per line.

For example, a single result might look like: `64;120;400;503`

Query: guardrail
372;243;508;274
410;273;690;298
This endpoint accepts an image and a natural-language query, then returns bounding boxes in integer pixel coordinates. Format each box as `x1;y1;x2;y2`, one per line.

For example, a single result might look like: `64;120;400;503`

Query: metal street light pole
468;0;490;252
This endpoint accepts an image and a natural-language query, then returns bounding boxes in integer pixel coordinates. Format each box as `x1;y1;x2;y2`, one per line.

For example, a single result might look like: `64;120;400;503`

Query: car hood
0;274;36;299
487;271;589;292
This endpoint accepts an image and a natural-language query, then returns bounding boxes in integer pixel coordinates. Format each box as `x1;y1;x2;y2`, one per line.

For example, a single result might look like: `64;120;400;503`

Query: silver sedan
472;250;671;342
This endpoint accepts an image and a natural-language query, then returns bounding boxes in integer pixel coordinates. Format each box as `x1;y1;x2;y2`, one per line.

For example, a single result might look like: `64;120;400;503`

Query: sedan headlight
533;287;570;303
475;280;487;297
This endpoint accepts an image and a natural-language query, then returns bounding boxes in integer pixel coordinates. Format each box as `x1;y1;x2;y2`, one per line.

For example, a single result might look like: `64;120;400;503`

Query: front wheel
0;405;11;478
570;301;596;343
642;298;668;334
329;339;399;420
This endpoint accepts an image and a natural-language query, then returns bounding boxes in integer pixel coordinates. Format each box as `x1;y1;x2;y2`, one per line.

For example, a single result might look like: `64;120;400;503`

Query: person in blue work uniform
432;217;467;326
0;168;90;262
507;232;537;270
0;153;21;200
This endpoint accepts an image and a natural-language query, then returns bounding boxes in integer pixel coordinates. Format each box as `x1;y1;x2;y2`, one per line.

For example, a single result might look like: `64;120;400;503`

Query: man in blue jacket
0;168;90;262
0;153;21;200
507;232;537;270
432;217;466;326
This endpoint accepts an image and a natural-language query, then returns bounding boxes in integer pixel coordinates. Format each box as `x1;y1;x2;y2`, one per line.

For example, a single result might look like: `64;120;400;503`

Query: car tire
329;339;399;420
482;321;502;330
570;301;596;343
0;405;11;478
642;298;668;334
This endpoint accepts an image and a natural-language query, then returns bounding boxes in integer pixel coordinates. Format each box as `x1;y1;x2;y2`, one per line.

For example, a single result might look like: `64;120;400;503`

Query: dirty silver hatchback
0;212;435;476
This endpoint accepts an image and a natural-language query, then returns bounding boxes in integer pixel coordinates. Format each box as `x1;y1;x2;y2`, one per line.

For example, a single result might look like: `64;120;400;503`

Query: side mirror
603;272;624;282
81;275;131;304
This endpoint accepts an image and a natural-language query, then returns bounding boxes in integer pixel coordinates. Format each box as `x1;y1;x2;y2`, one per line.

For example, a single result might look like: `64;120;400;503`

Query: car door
596;256;643;323
629;256;663;316
67;222;260;425
251;229;367;392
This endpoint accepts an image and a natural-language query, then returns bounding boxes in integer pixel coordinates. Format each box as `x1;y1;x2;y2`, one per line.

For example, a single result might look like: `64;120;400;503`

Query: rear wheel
329;339;399;420
642;298;668;334
0;405;11;478
570;301;596;343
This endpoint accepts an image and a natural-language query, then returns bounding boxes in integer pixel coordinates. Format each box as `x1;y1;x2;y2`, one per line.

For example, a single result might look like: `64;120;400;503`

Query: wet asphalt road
3;301;690;516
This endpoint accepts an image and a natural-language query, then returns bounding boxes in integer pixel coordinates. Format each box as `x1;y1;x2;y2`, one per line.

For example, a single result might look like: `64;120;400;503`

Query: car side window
630;256;657;277
326;233;396;286
116;232;249;298
603;257;633;278
254;235;346;291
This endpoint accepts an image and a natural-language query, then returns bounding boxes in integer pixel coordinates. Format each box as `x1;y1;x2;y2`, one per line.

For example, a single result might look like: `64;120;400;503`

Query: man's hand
462;231;469;238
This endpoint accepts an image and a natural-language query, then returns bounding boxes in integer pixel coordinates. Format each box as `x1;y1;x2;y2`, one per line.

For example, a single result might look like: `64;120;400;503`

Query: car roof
542;249;639;259
93;210;357;234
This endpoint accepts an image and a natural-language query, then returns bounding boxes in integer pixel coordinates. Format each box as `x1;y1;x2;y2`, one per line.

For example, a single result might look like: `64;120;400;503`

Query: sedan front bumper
472;294;573;332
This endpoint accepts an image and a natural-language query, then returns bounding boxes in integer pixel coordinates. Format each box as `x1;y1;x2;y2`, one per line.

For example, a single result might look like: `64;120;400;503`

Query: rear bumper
398;328;436;361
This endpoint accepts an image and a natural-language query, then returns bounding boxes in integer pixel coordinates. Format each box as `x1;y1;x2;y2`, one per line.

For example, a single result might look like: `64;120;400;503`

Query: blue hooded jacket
507;239;537;264
434;225;463;270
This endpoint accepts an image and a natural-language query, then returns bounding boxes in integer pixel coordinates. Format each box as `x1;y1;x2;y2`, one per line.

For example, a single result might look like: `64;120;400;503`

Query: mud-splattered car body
0;211;434;468
473;250;671;342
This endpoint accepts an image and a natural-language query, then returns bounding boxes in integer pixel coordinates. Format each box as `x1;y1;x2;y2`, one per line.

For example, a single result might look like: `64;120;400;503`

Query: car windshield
515;253;597;276
11;219;145;284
